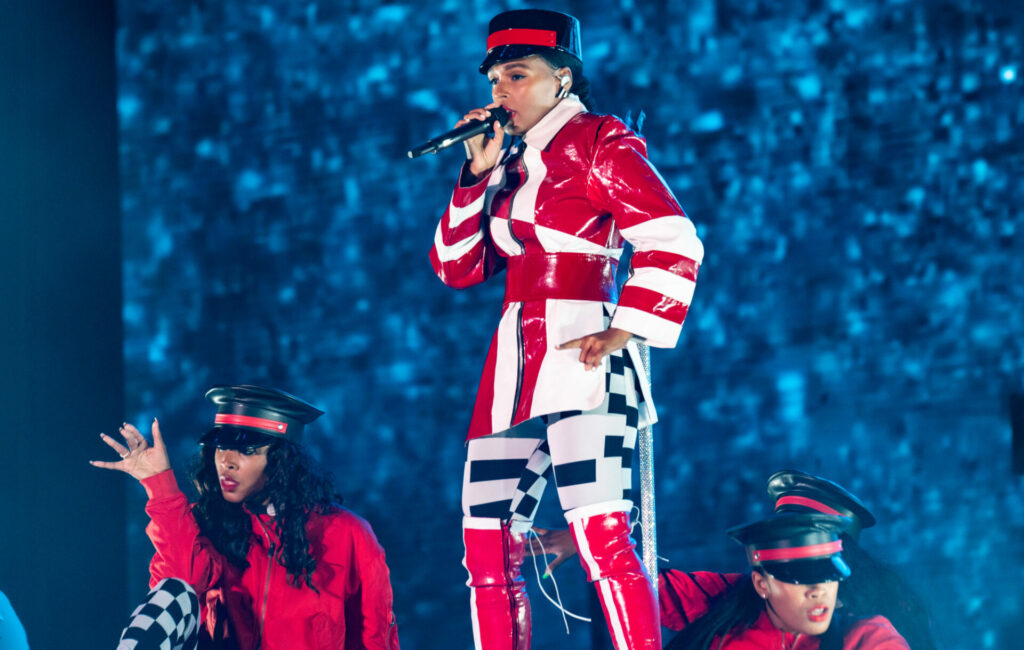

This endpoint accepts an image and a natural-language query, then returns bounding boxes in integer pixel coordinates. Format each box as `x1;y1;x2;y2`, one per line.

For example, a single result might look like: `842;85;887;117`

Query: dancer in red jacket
758;470;936;650
430;9;703;650
92;385;399;650
661;512;909;649
537;471;932;648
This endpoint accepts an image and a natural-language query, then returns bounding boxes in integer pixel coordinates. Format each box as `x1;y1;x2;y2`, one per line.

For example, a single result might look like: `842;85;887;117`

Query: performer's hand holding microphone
407;104;509;180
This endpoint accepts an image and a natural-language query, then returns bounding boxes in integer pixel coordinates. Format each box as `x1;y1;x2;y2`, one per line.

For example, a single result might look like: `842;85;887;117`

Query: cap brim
479;44;556;73
761;555;851;584
199;426;279;449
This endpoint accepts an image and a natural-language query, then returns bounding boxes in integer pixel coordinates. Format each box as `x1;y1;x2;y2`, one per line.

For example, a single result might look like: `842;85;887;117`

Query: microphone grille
490;107;510;126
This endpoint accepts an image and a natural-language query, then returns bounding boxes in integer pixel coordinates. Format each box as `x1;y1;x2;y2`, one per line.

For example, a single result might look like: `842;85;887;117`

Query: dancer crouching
92;385;399;650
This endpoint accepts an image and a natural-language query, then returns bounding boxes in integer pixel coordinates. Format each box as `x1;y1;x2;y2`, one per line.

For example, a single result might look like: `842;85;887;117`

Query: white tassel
526;529;592;632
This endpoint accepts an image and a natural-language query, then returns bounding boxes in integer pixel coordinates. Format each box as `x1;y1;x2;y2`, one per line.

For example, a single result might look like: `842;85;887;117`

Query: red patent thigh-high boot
462;516;531;650
566;500;660;650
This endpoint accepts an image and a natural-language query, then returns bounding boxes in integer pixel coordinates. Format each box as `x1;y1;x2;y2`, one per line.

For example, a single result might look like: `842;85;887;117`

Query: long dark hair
838;538;938;650
664;573;848;650
663;574;762;650
538;51;594;111
190;440;343;590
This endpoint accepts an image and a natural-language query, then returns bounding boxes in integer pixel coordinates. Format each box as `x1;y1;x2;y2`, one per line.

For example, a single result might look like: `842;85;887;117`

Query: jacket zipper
252;514;276;649
505;145;528;427
502;524;519;650
258;541;275;648
510;307;525;428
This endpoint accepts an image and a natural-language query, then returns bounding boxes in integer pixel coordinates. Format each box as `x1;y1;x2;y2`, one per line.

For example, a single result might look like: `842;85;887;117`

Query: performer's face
752;571;839;636
214;445;270;503
488;56;569;136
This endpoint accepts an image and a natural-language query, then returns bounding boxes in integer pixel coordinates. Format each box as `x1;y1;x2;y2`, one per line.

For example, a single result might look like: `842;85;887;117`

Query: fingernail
542;571;550;579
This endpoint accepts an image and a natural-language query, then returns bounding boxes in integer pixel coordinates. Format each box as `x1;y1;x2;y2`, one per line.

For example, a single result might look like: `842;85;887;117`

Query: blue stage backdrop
117;1;1023;648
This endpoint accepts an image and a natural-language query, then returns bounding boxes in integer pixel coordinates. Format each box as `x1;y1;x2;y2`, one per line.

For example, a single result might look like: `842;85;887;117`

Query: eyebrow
491;63;532;76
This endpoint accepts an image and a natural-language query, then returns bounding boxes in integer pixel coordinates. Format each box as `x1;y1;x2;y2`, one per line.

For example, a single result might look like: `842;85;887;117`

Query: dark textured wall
116;1;1023;648
1;1;125;648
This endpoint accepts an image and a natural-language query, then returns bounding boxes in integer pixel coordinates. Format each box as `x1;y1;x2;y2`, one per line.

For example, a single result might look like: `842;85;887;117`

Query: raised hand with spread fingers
90;419;170;481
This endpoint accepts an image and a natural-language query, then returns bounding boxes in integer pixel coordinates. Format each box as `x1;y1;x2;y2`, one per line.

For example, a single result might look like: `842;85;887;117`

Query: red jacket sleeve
429;162;507;289
586;118;704;348
141;469;225;593
658;570;744;631
843;616;911;649
333;512;399;650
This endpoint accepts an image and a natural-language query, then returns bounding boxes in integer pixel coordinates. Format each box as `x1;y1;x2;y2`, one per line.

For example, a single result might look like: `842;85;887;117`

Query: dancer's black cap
199;385;324;449
767;469;877;541
479;9;582;74
728;512;853;585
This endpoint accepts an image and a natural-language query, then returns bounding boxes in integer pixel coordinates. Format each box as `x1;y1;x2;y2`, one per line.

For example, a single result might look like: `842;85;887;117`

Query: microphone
408;107;510;159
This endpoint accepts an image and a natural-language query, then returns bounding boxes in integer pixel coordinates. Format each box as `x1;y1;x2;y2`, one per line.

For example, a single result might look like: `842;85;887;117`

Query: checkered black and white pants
462;348;645;529
117;578;200;650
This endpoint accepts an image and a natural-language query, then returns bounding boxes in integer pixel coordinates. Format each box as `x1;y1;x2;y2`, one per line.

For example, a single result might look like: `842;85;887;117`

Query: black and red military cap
199;385;324;449
767;469;877;541
479;9;582;74
727;512;853;585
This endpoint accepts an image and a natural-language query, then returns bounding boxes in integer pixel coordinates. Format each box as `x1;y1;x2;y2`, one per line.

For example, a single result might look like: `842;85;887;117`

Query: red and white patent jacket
430;96;704;439
142;470;400;650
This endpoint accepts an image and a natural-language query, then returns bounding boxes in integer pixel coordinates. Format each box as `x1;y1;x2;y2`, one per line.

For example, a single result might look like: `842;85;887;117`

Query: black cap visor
761;554;851;585
199;426;279;450
479;45;574;74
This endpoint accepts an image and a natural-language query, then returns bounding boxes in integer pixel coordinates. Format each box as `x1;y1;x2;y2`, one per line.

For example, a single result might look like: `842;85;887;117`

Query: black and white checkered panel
117;578;199;650
545;349;640;506
507;440;552;526
462;349;641;526
463;436;549;523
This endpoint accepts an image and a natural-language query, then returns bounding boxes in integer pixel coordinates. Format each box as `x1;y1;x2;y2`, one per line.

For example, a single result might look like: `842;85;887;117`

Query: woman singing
429;9;703;650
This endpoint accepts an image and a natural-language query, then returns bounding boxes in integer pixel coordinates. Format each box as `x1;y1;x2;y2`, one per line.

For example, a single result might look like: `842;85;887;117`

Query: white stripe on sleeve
619;215;704;263
433;221;484;264
447;193;487;229
625;266;697;305
609;306;683;349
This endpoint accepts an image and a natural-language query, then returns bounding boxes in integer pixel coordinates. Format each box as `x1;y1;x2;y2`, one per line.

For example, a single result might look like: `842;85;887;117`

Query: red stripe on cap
215;413;288;434
487;28;558;51
775;496;843;516
753;540;843;562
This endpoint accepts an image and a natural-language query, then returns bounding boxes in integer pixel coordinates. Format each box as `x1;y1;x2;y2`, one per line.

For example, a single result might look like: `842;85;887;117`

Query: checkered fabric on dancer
462;347;642;527
117;578;199;650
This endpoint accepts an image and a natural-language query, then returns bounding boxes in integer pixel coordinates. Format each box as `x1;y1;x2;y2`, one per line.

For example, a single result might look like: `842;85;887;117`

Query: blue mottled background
117;0;1024;648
